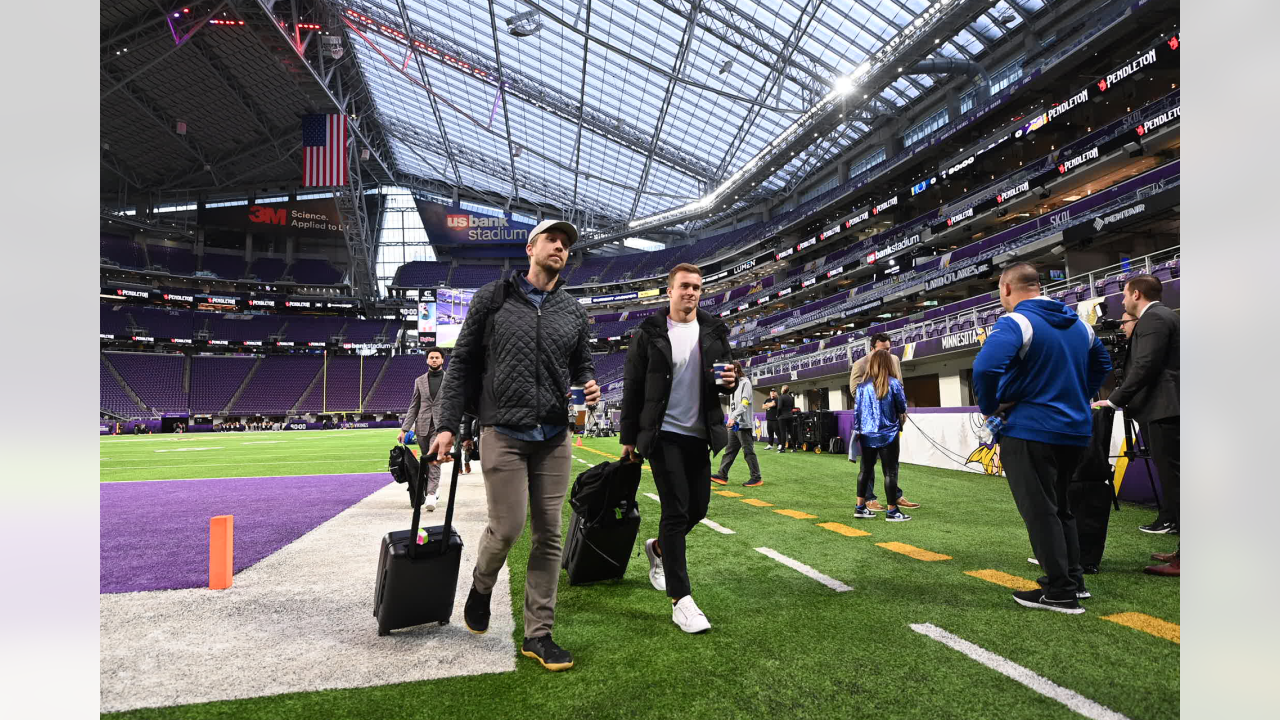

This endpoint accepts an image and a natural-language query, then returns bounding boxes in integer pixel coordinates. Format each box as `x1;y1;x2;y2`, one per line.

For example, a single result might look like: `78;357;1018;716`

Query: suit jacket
1108;303;1179;422
401;370;447;438
848;352;903;391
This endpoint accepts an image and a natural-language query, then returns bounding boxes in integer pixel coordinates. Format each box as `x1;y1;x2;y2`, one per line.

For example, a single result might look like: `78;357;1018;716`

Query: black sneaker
1012;588;1085;614
742;478;763;487
1037;576;1091;600
463;586;491;635
1139;521;1176;534
521;635;574;671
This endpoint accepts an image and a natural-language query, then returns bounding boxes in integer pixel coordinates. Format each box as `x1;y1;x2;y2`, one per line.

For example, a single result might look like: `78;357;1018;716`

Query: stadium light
833;75;856;95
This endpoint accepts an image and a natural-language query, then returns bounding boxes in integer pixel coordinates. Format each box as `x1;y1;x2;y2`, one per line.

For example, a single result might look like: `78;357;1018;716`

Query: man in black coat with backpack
621;263;737;634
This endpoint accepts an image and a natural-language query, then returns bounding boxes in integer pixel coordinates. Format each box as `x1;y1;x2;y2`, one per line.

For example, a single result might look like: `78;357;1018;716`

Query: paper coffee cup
714;362;733;386
571;386;587;411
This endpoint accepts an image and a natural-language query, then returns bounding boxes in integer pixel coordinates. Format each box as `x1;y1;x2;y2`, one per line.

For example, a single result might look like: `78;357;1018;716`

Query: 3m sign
249;205;287;226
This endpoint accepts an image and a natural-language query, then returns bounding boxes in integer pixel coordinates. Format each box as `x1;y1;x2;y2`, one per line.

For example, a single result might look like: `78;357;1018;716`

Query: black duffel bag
388;444;421;500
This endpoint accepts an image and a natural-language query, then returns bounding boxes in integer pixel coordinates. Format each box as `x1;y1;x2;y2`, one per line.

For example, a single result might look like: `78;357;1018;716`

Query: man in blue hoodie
973;263;1111;615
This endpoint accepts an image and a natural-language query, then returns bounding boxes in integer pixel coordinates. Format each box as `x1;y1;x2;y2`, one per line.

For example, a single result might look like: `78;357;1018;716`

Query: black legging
857;436;901;506
766;419;781;446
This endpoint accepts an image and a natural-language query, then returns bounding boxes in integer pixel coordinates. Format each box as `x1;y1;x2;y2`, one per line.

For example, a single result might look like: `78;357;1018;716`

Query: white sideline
754;547;852;592
909;623;1131;720
641;492;735;534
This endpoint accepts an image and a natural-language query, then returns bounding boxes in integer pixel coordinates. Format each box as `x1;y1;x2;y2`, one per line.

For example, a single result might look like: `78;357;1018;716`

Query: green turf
102;433;1179;719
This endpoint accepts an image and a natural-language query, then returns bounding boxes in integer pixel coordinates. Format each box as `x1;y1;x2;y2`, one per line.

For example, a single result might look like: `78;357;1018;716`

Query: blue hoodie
972;297;1112;447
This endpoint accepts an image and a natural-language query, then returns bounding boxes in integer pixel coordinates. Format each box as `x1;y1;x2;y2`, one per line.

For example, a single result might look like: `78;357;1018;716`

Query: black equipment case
561;459;642;585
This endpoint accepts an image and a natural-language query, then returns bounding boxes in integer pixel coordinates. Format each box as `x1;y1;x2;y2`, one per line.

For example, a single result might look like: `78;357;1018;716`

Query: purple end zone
101;473;393;593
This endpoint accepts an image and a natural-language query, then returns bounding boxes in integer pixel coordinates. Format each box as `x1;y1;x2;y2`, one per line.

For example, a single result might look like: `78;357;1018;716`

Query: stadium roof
342;0;1044;234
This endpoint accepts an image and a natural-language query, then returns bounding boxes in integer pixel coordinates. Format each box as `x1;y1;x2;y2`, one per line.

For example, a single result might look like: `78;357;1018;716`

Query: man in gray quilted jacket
428;219;598;672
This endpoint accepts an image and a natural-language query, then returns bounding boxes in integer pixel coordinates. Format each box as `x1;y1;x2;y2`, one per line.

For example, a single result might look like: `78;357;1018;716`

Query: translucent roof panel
341;0;1039;229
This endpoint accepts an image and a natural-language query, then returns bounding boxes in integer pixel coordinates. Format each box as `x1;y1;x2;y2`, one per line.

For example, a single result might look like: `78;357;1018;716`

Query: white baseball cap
528;219;579;247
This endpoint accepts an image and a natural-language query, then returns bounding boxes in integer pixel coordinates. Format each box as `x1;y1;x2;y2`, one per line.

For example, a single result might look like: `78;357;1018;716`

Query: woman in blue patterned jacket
853;350;911;522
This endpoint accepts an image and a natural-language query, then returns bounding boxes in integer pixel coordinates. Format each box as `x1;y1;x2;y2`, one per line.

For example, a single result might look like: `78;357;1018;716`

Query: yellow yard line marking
1100;612;1180;644
816;522;871;537
741;498;774;507
876;542;952;562
964;569;1039;591
774;509;819;520
714;490;743;497
575;445;650;472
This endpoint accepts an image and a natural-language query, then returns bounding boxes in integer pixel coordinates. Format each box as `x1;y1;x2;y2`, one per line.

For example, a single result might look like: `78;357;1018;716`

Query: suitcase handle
408;439;464;557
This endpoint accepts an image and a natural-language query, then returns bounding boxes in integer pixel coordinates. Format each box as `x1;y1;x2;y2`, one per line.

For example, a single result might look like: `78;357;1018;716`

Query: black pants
766;419;780;446
856;437;901;506
781;416;800;449
716;428;761;482
1142;417;1180;527
1001;436;1085;598
647;431;712;600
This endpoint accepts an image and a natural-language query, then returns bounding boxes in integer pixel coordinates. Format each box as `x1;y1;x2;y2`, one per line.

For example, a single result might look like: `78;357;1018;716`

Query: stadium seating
281;315;345;343
248;257;288;282
450;264;505;288
229;355;324;414
288;258;344;285
200;253;247;280
363;354;428;412
101;355;146;416
202;312;288;342
393;261;451;287
295;355;386;412
592;351;627;384
127;306;195;339
101;234;147;269
101;304;133;337
343;319;392;343
103;351;188;413
146;245;197;276
189;355;259;414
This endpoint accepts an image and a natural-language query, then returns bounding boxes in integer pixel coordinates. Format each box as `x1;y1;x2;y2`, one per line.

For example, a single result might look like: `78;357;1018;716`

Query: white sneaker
425;494;437;512
672;595;711;633
765;445;773;450
643;538;666;592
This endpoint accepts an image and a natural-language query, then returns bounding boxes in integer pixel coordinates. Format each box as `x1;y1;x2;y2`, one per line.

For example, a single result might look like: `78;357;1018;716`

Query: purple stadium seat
363;354;429;412
394;261;451;287
101;356;145;416
229;355;324;415
249;257;288;282
190;355;258;414
104;351;187;413
289;259;344;285
201;253;247;280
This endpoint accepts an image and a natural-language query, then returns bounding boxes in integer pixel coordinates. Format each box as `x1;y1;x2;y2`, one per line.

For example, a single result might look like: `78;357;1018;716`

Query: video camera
1091;302;1129;380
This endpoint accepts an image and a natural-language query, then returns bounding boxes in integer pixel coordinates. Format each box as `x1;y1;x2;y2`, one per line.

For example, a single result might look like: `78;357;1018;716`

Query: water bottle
977;414;1005;444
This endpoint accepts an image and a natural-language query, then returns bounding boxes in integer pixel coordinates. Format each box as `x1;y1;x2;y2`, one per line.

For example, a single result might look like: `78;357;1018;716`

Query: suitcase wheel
439;620;448;626
814;447;821;454
377;626;390;636
802;442;809;452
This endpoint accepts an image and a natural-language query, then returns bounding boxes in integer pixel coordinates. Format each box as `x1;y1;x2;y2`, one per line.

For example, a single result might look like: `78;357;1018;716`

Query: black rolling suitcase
561;459;642;585
374;438;464;635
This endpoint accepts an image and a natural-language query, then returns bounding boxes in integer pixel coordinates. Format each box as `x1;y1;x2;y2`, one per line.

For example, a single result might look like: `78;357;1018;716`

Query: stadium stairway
182;355;190;396
102;353;149;415
361;356;393;408
290;364;328;415
221;357;263;415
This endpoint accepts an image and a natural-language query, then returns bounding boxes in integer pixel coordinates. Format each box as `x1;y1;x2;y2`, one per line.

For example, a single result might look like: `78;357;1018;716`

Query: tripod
1114;409;1162;512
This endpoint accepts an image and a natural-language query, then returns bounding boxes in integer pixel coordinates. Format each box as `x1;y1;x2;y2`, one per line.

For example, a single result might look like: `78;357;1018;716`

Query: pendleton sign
199;198;347;239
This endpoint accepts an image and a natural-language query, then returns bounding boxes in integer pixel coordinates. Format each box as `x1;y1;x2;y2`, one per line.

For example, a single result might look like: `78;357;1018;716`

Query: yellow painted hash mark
876;542;952;562
816;522;871;537
575;445;650;472
1101;612;1180;644
741;498;774;507
964;569;1039;591
714;490;743;498
774;509;819;520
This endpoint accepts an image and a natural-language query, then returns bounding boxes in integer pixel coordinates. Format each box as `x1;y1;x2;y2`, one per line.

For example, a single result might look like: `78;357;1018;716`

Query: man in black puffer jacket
429;219;598;672
621;263;736;634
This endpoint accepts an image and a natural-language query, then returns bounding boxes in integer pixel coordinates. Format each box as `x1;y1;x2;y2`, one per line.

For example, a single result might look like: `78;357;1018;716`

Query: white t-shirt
661;316;707;439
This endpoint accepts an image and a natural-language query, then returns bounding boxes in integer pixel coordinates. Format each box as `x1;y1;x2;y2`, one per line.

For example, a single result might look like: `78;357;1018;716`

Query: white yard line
754;547;852;592
154;447;223;452
909;623;1131;720
699;518;736;535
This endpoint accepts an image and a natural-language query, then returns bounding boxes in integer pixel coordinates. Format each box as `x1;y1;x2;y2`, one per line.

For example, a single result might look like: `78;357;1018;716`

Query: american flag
302;114;348;187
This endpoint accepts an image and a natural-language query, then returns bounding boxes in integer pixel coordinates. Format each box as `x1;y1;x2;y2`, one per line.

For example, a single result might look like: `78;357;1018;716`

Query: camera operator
1092;274;1180;546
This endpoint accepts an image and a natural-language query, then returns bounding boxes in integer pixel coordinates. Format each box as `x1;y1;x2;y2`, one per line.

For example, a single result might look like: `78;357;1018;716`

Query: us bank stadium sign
415;198;535;245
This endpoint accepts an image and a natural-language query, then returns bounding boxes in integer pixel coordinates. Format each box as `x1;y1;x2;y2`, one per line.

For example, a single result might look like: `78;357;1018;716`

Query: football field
100;429;1179;719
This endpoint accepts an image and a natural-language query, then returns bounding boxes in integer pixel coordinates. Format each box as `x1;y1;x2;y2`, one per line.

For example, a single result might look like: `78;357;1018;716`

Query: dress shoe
866;500;887;512
1150;551;1177;563
1144;553;1179;577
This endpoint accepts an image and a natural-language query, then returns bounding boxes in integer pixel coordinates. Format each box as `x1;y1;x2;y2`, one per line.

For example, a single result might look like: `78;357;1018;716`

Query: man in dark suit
1093;274;1180;548
399;347;447;511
